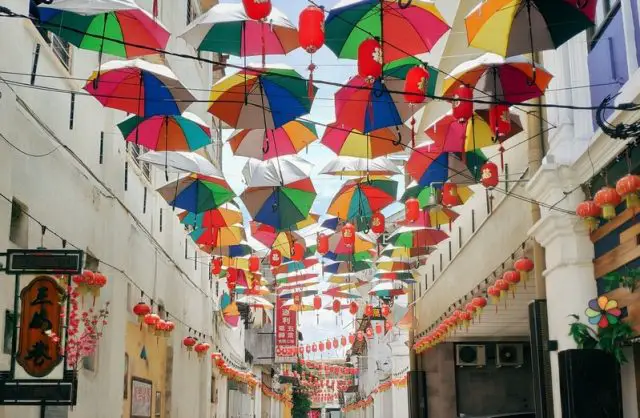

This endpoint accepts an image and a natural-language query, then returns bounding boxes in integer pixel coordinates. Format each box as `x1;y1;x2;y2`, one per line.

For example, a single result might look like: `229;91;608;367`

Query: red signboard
274;298;298;363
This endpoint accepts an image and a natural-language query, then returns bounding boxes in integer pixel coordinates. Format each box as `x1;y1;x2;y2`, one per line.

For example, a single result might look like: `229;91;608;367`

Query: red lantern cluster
291;243;305;261
194;342;210;358
349;301;358;315
332;299;341;314
144;313;160;328
71;270;108;298
404;66;430;104
364;303;373;317
480;162;499;189
358;38;383;83
594;186;621;220
514;257;534;283
489;104;511;138
371;212;385;234
226;268;238;292
381;303;390;318
313;295;322;311
452;85;473;123
242;0;272;20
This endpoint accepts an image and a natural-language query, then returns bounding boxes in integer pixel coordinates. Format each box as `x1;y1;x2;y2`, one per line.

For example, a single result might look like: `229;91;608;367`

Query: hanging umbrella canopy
84;59;195;117
157;174;235;213
236;295;274;310
328;176;398;220
190;224;245;247
137;151;222;177
178;202;243;229
237;285;270;296
401;181;474;209
319;156;401;177
324;260;373;275
277;290;317;300
244;155;314;187
118;113;211;152
325;0;449;63
321;123;412;158
38;0;170;58
271;259;319;275
324;287;363;300
380;245;433;258
198;241;253;257
376;258;417;272
383;57;439;89
179;3;298;56
465;0;596;58
369;281;406;297
442;53;553;104
220;294;240;327
396;207;460;229
282;299;315;312
323;250;376;263
425;109;523;153
276;280;319;294
275;272;318;285
407;145;487;187
374;271;417;285
209;64;316;129
228;121;317;160
388;226;449;248
335;77;413;134
251;222;305;259
328;229;376;255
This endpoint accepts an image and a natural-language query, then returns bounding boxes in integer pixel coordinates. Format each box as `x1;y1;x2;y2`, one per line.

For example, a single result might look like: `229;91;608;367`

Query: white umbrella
319;156;401;177
236;295;274;310
244;155;313;187
40;0;141;14
138;151;223;177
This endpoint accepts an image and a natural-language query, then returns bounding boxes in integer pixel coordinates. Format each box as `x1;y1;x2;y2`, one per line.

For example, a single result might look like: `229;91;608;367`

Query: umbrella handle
526;66;537;87
392;130;402;146
262;140;270;154
576;0;589;8
397;0;413;9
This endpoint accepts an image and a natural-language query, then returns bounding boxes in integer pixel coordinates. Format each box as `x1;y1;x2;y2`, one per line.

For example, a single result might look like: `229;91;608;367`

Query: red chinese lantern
381;303;390;318
133;302;151;323
317;234;329;255
319;341;325;352
341;335;347;346
441;182;461;207
452;85;473;123
249;255;260;272
269;249;282;267
364;303;373;317
291;243;305;261
371;212;385;234
405;198;420;222
332;299;341;314
404;66;430;104
242;0;272;20
226;268;237;292
342;223;356;247
503;270;520;296
594;186;621;220
313;295;322;310
306;345;311;354
312;343;318;352
472;296;487;314
183;336;197;351
357;331;364;342
358;38;382;83
514;257;534;283
616;174;640;209
211;257;223;275
465;303;476;315
375;323;383;335
349;334;356;344
349;301;358;315
299;6;325;53
494;279;509;298
480;162;499;189
487;286;501;304
489;104;511;137
144;313;160;328
459;311;473;329
385;320;393;332
576;200;601;231
366;327;374;339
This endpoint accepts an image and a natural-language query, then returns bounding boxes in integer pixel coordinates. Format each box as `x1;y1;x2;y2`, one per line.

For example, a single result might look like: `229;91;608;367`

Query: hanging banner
274;298;297;364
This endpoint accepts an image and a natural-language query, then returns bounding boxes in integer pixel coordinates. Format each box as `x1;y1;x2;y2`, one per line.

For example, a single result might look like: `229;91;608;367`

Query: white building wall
0;1;235;418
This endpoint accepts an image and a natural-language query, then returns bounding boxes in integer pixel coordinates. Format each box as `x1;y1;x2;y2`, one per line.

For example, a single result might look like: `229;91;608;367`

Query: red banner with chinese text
274;298;298;364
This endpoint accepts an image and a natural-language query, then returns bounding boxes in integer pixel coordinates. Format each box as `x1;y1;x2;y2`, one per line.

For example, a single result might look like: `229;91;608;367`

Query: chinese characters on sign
274;298;297;364
131;378;152;418
17;276;63;378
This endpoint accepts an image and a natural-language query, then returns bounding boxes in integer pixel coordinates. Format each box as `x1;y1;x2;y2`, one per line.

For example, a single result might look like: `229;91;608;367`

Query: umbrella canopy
442;53;553;104
84;59;195;117
178;203;243;229
375;271;418;284
325;0;449;62
465;0;596;57
376;258;416;272
325;260;373;275
401;181;474;209
278;290;317;300
380;245;433;258
407;145;487;187
369;281;406;297
388;226;449;248
282;299;315;312
236;295;274;310
271;259;319;275
328;176;398;220
157;174;235;213
137;151;221;177
198;242;253;257
250;222;305;259
243;155;313;187
39;0;170;58
383;58;439;89
118;113;211;152
323;250;376;263
220;294;240;327
425;109;523;153
319;156;401;177
179;3;298;56
321;123;411;158
396;207;460;229
328;230;376;255
209;64;316;129
228;121;317;160
335;77;413;134
190;225;245;247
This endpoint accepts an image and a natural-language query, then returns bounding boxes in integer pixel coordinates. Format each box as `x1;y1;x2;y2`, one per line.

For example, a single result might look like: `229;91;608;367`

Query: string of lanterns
577;174;640;230
341;373;409;412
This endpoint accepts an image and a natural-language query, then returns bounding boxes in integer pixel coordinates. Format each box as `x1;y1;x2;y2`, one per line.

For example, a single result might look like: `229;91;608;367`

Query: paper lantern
503;270;520;296
514;257;534;283
342;223;356;247
494;279;509;298
364;303;373;317
269;249;282;267
616;174;640;209
332;299;341;314
349;301;358;315
452;85;473;123
341;335;347;346
306;345;311;354
291;243;305;261
313;295;322;310
385;320;393;332
371;212;385;234
441;182;461;207
576;200;601;231
381;303;390;318
480;162;499;188
594;186;621;220
133;302;151;323
226;268;237;292
249;255;260;272
211;257;223;275
317;234;329;254
319;342;325;352
242;0;272;20
312;343;317;352
298;6;325;54
404;66;430;104
358;38;383;83
375;323;383;334
472;296;487;312
183;336;197;351
405;198;420;222
349;334;356;344
487;286;500;304
489;104;511;137
144;313;160;327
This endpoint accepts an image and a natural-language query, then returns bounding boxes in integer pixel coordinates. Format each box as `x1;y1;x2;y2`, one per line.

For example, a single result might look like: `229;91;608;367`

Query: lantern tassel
152;0;158;18
308;62;316;100
499;144;505;171
410;117;416;149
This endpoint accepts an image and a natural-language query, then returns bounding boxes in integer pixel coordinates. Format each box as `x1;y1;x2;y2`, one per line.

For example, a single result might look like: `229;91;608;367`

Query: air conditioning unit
456;344;486;367
496;343;524;368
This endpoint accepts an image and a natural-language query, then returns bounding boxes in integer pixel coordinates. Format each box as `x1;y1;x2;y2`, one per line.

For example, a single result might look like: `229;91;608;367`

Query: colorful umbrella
277;281;319;294
179;3;298;57
250;223;305;259
198;242;253;257
271;259;319;275
328;176;398;220
190;225;245;247
380;245;433;258
117;113;211;152
321;123;411;158
383;58;439;89
157;174;235;213
278;290;317;300
425;109;523;153
465;0;596;58
243;155;313;186
374;271;417;285
407;145;487;187
178;203;243;229
324;260;373;275
323;250;376;263
84;59;195;117
209;64;316;129
325;0;449;63
396;208;460;229
442;53;553;104
369;281;406;298
228;121;317;160
137;151;221;178
376;258;416;272
220;294;240;327
276;273;319;286
283;299;315;312
401;181;474;209
387;226;449;248
335;77;413;134
39;0;170;58
327;230;376;255
236;295;274;310
319;156;401;177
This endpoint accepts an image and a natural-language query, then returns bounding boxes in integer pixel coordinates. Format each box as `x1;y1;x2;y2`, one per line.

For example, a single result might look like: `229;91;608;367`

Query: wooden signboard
16;276;64;378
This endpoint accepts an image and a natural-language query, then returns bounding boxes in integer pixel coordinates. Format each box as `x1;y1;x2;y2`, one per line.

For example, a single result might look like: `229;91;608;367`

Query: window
124;353;129;399
129;143;151;182
3;310;15;355
9;199;28;248
41;406;69;418
49;33;72;70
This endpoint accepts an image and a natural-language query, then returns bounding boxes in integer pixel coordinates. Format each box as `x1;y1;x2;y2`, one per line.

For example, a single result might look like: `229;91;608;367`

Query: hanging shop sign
16;276;64;378
4;249;83;275
131;377;153;418
274;298;298;364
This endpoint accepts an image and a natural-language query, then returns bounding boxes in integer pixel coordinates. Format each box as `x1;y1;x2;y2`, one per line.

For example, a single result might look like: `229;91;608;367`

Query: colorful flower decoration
585;296;622;328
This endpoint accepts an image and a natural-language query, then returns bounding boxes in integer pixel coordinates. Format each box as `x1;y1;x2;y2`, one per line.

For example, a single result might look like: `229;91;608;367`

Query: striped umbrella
228;121;317;160
117;113;211;152
157;174;235;213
